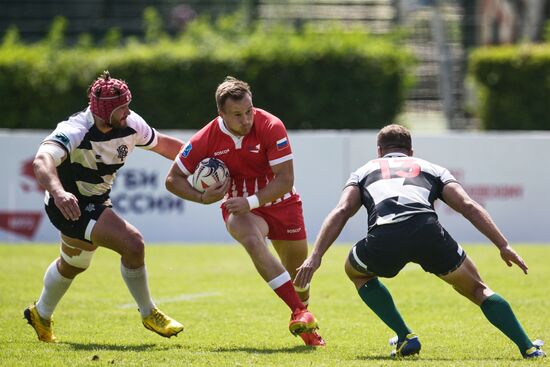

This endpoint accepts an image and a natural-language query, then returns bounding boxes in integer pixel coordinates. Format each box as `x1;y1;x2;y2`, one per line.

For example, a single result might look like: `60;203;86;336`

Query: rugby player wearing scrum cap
25;71;185;342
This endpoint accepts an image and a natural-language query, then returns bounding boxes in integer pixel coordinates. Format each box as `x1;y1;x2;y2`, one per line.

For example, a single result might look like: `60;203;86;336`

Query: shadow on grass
62;342;184;352
356;355;516;362
212;345;317;354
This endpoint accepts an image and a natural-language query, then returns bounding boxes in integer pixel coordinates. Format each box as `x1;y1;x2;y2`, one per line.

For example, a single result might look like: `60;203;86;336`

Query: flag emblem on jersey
276;138;288;150
248;144;260;153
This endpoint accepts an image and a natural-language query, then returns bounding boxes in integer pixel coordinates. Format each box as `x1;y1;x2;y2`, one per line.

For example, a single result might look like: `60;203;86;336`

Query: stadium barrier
1;130;548;243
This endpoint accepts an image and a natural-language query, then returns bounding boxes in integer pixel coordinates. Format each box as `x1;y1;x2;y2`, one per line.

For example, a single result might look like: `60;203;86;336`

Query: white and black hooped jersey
43;108;158;204
346;152;457;230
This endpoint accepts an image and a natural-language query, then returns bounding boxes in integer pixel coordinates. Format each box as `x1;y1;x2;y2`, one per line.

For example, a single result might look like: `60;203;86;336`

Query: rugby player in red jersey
166;76;325;346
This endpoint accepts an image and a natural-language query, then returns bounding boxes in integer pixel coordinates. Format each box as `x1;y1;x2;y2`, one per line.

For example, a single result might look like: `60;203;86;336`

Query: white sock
36;259;73;319
120;264;156;318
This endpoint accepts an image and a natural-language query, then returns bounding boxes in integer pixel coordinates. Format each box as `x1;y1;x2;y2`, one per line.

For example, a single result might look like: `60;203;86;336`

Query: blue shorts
348;213;466;277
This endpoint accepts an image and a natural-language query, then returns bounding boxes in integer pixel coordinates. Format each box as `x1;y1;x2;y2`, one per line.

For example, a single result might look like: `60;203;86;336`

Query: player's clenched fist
224;197;251;215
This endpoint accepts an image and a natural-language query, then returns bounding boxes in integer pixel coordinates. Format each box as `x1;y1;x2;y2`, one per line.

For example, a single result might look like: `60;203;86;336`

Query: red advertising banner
0;212;43;239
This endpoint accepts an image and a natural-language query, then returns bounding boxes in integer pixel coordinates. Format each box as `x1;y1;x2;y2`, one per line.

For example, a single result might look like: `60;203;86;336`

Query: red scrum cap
88;71;132;123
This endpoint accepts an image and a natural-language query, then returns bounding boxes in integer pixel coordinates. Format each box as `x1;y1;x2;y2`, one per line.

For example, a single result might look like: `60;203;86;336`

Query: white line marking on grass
119;292;222;309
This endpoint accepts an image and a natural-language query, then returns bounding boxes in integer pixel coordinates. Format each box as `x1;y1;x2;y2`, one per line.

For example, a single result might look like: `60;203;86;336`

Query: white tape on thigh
60;240;95;269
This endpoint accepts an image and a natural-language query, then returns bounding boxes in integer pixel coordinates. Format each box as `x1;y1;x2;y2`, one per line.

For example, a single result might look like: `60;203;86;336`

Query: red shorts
221;195;307;241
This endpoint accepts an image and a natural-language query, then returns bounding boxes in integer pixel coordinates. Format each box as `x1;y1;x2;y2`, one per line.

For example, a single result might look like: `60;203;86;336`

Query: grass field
0;243;548;367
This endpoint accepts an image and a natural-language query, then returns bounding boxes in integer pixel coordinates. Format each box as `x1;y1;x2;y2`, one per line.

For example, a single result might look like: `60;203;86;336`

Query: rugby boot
389;333;421;357
299;330;326;346
289;308;318;336
524;339;546;359
142;308;184;338
23;303;57;343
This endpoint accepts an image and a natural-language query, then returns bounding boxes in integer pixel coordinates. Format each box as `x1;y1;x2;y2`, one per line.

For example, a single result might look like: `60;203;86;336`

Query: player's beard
109;118;127;129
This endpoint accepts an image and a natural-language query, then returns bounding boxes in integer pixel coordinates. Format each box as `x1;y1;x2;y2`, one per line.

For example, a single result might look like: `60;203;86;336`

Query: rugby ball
192;157;230;192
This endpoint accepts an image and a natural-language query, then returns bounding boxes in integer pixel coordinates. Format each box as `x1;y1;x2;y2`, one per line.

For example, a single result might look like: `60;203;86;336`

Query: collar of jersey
218;116;244;142
383;152;408;158
85;107;94;125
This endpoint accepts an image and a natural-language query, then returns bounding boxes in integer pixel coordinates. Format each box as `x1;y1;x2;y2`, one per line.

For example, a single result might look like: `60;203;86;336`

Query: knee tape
294;283;310;293
60;240;95;269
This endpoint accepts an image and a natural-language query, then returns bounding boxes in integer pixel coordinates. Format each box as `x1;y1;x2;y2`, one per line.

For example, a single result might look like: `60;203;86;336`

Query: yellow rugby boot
23;303;57;343
142;308;184;338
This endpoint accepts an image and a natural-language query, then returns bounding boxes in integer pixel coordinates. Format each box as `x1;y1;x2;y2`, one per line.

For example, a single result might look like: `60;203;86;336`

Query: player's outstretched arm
151;133;184;160
295;186;362;288
442;182;528;274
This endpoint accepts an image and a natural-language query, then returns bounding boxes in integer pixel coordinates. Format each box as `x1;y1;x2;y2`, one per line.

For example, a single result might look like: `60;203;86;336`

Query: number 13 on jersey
376;158;421;179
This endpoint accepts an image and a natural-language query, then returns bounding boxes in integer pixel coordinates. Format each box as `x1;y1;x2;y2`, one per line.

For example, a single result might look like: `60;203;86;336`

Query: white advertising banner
1;130;548;244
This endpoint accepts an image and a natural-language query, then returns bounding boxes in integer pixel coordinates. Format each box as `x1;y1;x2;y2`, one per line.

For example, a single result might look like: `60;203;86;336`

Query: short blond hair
215;76;252;111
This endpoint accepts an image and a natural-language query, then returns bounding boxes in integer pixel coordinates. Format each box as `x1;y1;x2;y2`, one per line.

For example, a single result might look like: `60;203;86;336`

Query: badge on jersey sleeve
181;142;192;158
53;133;70;147
276;137;288;150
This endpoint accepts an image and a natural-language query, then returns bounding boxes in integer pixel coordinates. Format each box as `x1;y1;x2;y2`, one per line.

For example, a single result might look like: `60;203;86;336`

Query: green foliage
43;16;67;50
143;6;167;44
2;25;21;47
0;12;413;130
469;44;550;130
1;244;548;366
544;20;550;43
75;33;93;50
102;27;122;48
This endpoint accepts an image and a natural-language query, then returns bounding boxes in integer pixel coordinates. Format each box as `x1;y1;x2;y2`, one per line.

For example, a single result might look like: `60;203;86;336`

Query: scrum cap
88;71;132;123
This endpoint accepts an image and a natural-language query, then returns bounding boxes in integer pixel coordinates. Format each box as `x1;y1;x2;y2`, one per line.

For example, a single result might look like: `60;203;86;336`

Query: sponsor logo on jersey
214;148;230;156
181;142;192;158
248;144;260;153
84;203;95;213
286;227;302;234
117;145;128;161
276;137;288;150
54;133;70;146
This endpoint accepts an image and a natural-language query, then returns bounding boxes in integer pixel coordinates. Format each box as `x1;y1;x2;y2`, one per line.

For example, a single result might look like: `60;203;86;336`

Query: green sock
480;293;533;354
358;278;412;341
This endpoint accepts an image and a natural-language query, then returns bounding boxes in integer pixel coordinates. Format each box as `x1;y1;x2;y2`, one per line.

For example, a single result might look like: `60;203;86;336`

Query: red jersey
175;108;299;205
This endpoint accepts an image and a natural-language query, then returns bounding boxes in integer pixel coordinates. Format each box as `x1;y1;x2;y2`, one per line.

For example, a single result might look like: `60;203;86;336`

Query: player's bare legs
24;234;97;342
26;208;183;341
440;255;541;357
89;208;183;337
226;212;286;281
90;209;155;314
439;255;493;305
272;239;309;303
56;235;98;278
273;239;325;346
91;208;145;268
344;259;376;289
226;212;323;345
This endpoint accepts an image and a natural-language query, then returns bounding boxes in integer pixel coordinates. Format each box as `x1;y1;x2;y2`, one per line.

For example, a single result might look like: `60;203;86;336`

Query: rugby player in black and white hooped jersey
295;124;545;359
24;71;185;342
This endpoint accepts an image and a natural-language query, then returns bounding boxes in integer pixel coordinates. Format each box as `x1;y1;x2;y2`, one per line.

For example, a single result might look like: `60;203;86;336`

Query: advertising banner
1;130;548;244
